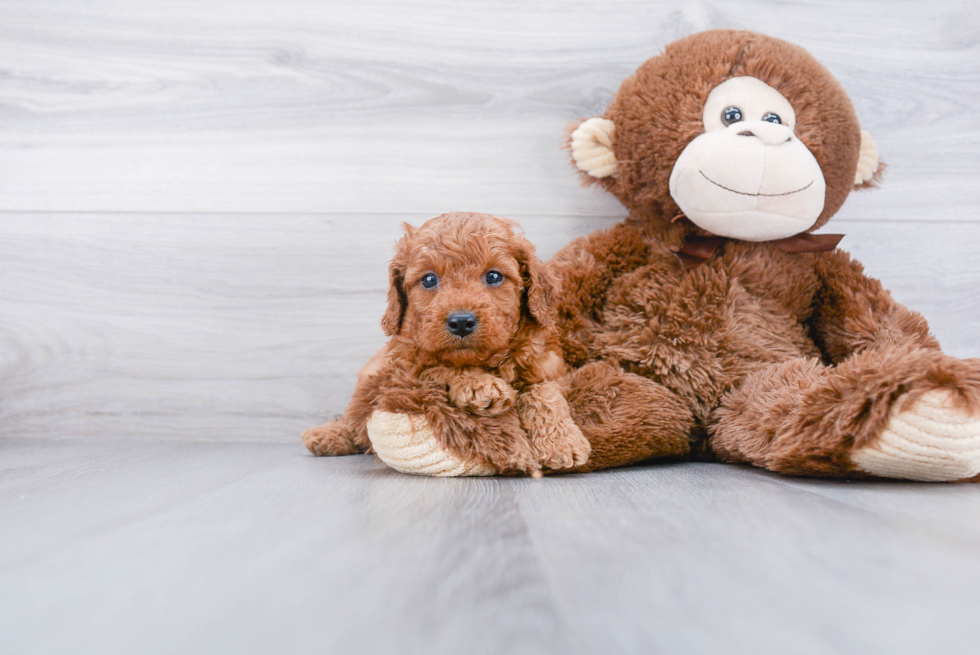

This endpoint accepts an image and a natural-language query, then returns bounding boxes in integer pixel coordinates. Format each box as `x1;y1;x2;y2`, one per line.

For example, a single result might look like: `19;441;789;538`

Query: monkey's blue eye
762;112;782;125
484;270;504;286
722;106;743;126
421;273;439;289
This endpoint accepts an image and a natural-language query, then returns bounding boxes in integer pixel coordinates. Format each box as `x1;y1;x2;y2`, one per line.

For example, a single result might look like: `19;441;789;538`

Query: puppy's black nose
446;311;478;337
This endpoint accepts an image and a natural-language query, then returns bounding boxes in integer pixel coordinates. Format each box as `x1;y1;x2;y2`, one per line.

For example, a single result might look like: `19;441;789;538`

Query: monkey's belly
591;268;819;413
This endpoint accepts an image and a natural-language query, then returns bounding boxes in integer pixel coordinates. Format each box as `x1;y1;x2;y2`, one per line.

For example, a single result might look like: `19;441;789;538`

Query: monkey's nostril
446;311;478;337
738;130;755;137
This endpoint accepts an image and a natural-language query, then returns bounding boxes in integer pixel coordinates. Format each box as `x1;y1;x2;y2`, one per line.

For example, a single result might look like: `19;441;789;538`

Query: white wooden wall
2;0;979;442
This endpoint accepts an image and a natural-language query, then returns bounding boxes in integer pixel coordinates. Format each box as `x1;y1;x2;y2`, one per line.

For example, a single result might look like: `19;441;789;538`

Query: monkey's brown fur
302;212;592;475
551;30;980;478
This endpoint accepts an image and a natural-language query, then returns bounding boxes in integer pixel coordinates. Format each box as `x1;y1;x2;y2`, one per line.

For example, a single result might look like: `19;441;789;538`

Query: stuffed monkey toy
555;29;980;481
319;30;980;480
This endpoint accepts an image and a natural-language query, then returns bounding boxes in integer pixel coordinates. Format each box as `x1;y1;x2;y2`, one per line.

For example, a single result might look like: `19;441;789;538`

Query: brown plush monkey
555;29;980;480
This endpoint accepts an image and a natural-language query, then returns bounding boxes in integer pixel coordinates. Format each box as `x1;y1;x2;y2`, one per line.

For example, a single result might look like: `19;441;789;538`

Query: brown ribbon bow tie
675;232;844;268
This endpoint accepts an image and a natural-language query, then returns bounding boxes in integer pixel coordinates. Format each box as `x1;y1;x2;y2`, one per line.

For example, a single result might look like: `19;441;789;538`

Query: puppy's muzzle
446;311;478;338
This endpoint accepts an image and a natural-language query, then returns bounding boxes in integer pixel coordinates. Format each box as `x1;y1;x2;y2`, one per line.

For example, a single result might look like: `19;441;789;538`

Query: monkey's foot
366;411;495;477
851;390;980;481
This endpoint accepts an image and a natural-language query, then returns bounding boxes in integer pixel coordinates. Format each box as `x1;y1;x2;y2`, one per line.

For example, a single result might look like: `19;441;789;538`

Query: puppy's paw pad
851;389;980;481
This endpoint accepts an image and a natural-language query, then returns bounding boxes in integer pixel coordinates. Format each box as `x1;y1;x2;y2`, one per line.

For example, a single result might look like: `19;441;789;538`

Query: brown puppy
303;212;590;476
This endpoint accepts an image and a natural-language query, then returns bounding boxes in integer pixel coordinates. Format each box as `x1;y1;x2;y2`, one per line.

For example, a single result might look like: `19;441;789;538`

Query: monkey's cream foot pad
851;389;980;481
366;411;495;477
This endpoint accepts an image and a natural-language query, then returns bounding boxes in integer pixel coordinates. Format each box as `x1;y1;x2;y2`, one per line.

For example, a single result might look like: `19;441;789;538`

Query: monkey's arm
808;249;939;364
368;365;537;475
549;222;656;366
420;366;591;469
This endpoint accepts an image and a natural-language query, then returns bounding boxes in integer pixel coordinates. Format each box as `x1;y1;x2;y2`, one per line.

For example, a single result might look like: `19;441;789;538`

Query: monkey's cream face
668;76;827;241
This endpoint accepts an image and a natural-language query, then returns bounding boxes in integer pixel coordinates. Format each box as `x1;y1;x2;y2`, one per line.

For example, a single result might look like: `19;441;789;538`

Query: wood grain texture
1;0;979;442
1;212;978;442
0;0;978;218
3;5;980;653
2;439;980;654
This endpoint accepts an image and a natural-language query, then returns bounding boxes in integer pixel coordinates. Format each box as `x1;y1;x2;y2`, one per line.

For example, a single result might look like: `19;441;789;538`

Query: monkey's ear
854;130;883;187
570;117;617;179
380;236;410;336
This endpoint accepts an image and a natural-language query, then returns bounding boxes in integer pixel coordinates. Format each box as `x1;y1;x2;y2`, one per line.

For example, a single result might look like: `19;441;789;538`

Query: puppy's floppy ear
515;235;556;327
380;229;413;336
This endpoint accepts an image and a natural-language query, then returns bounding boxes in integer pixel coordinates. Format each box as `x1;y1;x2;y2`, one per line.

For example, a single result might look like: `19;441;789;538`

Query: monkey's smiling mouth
699;170;814;197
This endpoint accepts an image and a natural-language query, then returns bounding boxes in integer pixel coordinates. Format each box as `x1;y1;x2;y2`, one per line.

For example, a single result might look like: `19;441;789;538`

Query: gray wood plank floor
3;439;980;655
3;1;980;653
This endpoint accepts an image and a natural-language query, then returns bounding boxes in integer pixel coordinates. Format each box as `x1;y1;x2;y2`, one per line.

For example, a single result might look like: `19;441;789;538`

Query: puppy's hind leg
304;358;384;456
302;419;367;456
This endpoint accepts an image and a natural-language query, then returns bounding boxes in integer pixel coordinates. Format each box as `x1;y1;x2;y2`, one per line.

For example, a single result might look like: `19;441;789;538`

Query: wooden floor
3;1;980;652
3;438;980;654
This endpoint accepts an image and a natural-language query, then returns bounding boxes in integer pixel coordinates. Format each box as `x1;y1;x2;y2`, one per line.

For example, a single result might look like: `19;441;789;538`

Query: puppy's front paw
448;373;517;417
302;421;360;456
517;381;591;471
532;418;591;471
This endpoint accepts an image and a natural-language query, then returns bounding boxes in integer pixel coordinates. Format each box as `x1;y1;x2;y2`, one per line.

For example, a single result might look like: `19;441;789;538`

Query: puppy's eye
420;273;439;289
722;106;743;126
484;270;504;286
762;112;782;125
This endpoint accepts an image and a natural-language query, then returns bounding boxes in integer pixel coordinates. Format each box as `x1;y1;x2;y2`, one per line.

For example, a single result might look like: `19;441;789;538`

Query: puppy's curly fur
303;212;590;475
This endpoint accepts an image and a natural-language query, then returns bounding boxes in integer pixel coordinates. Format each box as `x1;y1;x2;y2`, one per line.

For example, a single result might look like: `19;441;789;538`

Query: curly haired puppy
303;212;590;475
